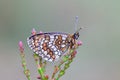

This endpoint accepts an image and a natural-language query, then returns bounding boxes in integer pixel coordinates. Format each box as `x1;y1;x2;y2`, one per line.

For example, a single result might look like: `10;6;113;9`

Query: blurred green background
0;0;120;80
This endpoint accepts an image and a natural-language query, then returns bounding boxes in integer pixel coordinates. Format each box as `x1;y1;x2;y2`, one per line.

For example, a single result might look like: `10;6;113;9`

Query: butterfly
27;27;81;62
27;16;81;62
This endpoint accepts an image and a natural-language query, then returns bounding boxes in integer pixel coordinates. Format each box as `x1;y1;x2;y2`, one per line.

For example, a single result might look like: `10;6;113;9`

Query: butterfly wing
27;32;70;62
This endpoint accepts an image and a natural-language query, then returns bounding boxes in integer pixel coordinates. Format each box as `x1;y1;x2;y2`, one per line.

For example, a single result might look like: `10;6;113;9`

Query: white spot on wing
44;57;48;61
49;42;52;44
50;38;54;41
35;52;39;54
46;55;50;58
55;51;58;55
39;53;44;58
48;58;53;62
58;52;61;56
30;47;33;50
55;36;58;39
44;40;48;42
38;51;42;54
61;44;65;47
48;44;52;47
42;49;45;52
53;48;57;51
51;46;55;49
55;55;59;59
44;51;47;55
62;37;66;40
41;41;43;44
50;35;54;39
62;34;67;38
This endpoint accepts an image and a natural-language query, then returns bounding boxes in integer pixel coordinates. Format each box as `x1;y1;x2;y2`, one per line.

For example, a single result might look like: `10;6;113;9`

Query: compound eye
74;33;79;40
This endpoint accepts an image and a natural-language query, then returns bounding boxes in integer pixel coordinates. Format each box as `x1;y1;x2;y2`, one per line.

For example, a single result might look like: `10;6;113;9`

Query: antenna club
75;16;78;20
75;16;79;22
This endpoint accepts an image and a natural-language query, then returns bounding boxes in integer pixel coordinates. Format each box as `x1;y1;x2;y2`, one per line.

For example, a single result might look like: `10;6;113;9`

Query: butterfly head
73;32;79;40
73;27;82;40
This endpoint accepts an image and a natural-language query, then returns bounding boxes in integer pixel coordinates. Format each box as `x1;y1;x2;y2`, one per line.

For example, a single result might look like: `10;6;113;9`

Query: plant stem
20;53;31;80
33;54;48;80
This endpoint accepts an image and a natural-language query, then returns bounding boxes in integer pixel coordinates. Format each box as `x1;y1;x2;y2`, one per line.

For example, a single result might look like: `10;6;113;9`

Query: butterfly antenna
74;16;79;31
74;16;83;33
76;27;82;33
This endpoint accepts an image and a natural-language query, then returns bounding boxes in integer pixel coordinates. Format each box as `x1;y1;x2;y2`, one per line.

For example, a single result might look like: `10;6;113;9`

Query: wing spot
61;44;66;47
42;46;47;51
